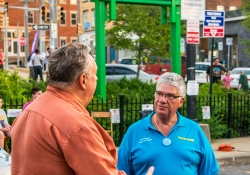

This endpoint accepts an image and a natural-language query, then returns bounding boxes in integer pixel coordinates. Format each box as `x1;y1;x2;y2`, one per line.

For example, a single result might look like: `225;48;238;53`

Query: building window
83;11;88;22
28;11;34;24
92;10;95;27
70;0;77;4
60;39;66;46
71;13;77;25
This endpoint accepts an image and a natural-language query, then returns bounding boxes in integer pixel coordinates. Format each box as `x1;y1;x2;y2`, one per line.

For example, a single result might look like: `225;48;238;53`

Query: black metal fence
3;93;250;146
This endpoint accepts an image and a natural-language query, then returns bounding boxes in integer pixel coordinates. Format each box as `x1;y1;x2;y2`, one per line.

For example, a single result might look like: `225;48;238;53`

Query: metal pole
50;0;54;52
39;0;45;54
4;4;8;70
24;0;29;67
17;22;20;66
227;45;230;69
186;44;197;122
77;0;83;43
119;94;124;145
209;38;214;110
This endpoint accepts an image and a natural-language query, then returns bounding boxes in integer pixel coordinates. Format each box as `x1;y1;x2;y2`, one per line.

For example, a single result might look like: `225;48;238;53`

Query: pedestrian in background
206;58;226;83
0;49;4;70
31;49;44;81
22;87;42;110
222;70;234;90
45;47;51;79
118;72;219;175
238;70;249;91
27;52;35;80
0;95;11;149
10;42;154;175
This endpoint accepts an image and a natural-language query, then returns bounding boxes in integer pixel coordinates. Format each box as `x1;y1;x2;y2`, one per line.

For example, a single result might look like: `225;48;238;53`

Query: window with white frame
83;10;88;23
71;13;77;25
92;10;95;27
28;11;34;24
60;38;66;46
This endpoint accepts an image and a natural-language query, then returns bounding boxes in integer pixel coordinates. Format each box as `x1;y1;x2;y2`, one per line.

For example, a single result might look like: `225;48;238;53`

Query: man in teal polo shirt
117;72;219;175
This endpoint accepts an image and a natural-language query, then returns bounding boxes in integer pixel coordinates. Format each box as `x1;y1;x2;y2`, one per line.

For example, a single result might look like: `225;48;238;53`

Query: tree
242;1;250;57
106;4;186;78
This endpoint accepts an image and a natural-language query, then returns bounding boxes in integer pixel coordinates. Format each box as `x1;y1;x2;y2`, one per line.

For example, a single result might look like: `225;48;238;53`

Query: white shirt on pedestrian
31;54;43;67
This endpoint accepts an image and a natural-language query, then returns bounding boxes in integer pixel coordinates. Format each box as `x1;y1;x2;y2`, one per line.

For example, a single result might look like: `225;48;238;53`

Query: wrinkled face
214;59;219;66
32;90;42;100
154;84;184;118
85;54;98;105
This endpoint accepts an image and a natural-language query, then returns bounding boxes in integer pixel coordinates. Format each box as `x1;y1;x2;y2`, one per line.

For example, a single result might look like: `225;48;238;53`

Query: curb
217;155;250;166
14;67;29;73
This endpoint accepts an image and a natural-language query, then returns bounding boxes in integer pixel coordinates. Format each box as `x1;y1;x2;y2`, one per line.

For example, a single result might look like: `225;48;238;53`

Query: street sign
84;21;90;30
181;0;205;21
18;37;26;46
203;10;225;37
226;37;233;45
186;20;200;44
51;23;57;39
32;24;50;30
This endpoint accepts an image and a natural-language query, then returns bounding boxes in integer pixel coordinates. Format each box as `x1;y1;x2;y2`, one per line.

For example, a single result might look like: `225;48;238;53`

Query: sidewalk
211;136;250;166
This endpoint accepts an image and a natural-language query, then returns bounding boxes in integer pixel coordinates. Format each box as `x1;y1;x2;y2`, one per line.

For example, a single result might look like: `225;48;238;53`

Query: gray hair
48;42;92;90
156;72;186;98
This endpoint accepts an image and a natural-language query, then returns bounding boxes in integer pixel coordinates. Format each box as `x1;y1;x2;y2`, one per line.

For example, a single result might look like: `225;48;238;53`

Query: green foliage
242;3;250;57
106;77;156;98
107;4;186;63
0;70;47;102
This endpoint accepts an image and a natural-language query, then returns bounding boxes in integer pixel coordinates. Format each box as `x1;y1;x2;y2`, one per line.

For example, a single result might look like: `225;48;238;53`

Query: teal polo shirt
117;112;219;175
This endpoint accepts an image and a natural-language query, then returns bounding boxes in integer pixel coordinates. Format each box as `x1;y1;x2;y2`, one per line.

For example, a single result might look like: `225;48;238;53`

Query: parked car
229;67;250;88
106;64;159;83
195;62;227;84
120;58;138;65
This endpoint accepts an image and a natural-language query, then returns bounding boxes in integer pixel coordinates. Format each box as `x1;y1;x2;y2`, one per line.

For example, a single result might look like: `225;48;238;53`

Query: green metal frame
91;0;181;99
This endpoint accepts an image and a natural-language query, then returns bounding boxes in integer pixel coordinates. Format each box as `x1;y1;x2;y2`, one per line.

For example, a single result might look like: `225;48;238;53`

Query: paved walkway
212;136;250;166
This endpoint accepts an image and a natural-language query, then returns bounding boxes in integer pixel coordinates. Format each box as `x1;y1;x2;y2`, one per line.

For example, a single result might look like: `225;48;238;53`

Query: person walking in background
238;70;249;91
206;58;226;83
45;47;51;79
27;52;35;80
117;72;219;175
222;70;234;90
0;49;4;70
31;49;44;81
0;95;11;149
10;43;154;175
22;87;42;110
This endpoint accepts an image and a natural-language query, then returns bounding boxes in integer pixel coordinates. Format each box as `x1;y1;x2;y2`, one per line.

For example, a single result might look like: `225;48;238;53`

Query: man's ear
79;74;87;90
179;97;185;108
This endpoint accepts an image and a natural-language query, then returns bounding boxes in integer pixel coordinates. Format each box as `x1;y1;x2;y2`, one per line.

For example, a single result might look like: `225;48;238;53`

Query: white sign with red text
186;20;200;44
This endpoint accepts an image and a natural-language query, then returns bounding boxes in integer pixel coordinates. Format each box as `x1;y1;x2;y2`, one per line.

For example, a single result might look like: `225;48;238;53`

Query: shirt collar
143;111;186;130
46;86;89;115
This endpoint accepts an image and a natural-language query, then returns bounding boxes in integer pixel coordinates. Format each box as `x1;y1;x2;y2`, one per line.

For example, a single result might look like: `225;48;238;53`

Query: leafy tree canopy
106;4;186;62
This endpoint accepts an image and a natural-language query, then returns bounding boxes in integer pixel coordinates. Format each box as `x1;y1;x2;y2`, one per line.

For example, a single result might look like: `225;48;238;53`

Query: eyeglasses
155;91;181;100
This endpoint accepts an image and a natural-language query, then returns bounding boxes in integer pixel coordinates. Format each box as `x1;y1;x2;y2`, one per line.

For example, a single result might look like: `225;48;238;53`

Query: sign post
226;37;233;69
203;10;225;109
181;0;205;121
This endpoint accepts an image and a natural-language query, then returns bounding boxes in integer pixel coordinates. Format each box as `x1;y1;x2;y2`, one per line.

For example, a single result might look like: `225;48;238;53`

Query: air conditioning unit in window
83;0;88;2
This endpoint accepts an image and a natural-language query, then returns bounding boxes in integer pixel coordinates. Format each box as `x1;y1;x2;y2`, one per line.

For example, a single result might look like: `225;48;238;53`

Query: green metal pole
170;3;181;75
95;0;107;99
